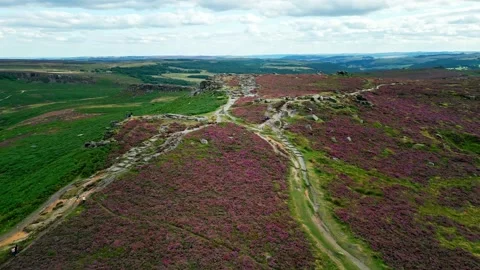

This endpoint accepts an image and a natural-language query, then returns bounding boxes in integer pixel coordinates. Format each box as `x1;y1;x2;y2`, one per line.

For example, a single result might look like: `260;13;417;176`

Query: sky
0;0;479;57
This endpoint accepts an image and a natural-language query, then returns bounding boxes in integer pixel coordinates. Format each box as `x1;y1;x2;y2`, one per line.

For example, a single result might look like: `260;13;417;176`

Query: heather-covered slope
286;77;480;269
7;123;317;269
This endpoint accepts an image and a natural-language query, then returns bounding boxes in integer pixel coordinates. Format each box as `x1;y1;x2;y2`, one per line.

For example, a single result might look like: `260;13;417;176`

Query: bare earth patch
0;134;30;148
18;109;99;126
150;96;178;103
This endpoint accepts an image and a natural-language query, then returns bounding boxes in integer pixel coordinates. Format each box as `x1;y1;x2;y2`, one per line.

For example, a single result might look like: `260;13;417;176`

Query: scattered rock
0;71;96;84
103;130;115;140
355;95;373;107
110;167;122;172
331;137;337;143
347;136;352;142
84;140;111;148
200;139;209;145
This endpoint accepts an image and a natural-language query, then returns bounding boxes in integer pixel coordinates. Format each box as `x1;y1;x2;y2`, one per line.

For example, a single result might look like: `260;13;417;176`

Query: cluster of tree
187;75;211;79
165;59;319;74
111;64;199;85
0;73;18;81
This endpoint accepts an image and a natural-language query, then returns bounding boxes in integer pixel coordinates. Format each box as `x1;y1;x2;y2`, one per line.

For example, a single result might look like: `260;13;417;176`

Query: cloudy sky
0;0;479;57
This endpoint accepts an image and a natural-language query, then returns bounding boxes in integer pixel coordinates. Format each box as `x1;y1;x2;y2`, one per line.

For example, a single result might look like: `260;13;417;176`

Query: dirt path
218;81;397;270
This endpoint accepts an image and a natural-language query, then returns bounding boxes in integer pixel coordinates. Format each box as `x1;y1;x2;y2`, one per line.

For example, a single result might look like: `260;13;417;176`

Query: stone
347;136;352;142
413;143;426;149
356;95;368;101
331;137;337;143
326;97;338;103
200;139;209;145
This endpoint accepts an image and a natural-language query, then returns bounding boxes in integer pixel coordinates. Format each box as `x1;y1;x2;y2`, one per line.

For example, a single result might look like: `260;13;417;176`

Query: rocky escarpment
0;71;96;84
126;84;195;95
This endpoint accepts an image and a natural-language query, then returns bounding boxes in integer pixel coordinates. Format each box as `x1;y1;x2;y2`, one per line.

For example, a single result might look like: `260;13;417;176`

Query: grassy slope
0;76;225;235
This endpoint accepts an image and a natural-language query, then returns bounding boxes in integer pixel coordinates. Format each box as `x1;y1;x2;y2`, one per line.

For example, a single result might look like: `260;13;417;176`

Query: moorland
0;55;478;269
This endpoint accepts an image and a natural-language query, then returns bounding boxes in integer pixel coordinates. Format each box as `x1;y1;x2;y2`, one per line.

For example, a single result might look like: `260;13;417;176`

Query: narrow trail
219;78;395;270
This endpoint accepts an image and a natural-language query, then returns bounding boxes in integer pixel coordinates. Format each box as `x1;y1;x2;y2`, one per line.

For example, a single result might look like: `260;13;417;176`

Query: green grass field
0;75;225;235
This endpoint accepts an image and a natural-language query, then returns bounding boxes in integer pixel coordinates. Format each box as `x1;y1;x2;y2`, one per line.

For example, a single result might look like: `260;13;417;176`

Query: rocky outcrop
192;75;225;95
140;113;209;123
84;140;112;148
199;79;223;91
0;71;96;84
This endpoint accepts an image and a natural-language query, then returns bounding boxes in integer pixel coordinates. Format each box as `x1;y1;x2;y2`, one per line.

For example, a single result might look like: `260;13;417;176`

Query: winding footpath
1;77;391;269
219;77;394;270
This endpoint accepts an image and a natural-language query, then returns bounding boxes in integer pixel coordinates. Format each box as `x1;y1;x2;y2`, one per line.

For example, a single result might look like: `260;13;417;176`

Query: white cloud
0;0;180;10
0;0;479;57
245;24;261;35
2;10;217;30
196;0;389;16
1;10;268;30
1;0;392;16
239;14;264;24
